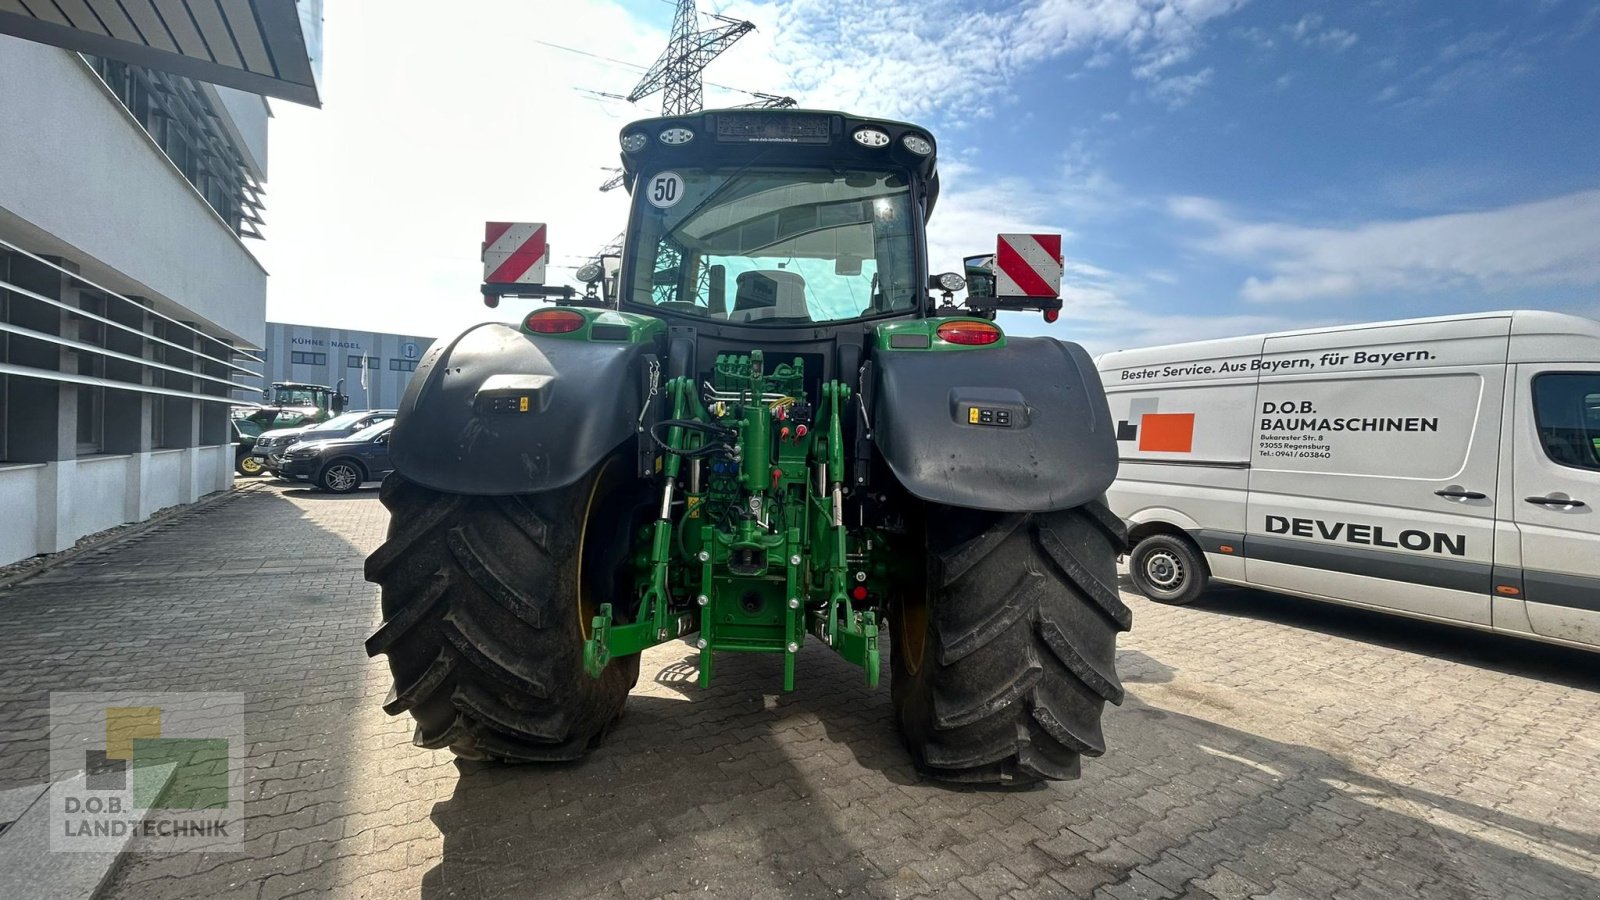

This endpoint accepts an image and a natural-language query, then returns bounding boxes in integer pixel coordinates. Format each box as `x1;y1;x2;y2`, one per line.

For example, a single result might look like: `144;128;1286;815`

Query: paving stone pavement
0;481;1596;899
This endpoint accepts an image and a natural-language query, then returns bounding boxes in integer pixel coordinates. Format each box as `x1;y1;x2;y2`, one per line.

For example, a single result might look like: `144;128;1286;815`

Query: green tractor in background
364;110;1129;785
240;380;347;431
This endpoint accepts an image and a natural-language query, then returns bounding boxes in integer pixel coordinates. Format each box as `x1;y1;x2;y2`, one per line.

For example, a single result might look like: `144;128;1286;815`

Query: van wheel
1129;534;1206;605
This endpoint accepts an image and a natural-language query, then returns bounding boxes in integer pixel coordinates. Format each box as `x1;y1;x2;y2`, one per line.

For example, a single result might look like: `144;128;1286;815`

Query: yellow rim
575;457;615;641
899;592;929;675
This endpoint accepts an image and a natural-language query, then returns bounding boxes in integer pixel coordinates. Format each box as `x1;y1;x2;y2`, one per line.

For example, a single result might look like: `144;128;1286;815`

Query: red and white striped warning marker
482;222;548;285
994;233;1063;298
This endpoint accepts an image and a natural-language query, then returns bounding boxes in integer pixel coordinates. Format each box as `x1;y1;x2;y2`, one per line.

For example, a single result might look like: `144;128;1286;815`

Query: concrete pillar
7;255;78;554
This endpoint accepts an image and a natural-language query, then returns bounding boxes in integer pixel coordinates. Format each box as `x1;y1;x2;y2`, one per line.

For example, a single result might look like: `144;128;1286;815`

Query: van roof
1095;309;1600;365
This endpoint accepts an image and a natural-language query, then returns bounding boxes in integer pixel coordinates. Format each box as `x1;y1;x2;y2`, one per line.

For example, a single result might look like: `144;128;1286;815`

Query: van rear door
1509;365;1600;646
1244;317;1509;625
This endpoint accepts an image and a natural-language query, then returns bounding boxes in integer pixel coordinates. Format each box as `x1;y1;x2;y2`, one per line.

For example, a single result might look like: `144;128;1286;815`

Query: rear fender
390;322;654;495
871;334;1117;512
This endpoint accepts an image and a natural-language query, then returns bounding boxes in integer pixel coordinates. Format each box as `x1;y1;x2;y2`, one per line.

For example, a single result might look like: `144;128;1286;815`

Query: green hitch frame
583;363;883;690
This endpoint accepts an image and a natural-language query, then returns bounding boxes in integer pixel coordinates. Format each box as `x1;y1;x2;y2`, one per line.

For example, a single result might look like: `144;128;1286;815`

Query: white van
1096;310;1600;651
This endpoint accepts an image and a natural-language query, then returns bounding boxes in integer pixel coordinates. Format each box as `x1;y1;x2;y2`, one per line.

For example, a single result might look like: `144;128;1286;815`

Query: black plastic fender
389;322;652;495
871;335;1117;512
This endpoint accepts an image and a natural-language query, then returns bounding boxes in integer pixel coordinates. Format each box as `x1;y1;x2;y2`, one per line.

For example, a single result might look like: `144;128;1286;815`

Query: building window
77;387;104;453
85;58;264;237
348;354;378;369
291;351;327;366
390;359;418;372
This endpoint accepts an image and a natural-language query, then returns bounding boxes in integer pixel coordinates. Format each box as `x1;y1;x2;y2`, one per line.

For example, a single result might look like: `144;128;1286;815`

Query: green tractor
364;110;1129;784
241;381;347;430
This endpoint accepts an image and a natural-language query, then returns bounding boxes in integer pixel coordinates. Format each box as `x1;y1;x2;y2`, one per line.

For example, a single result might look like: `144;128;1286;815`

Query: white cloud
1147;67;1213;108
923;166;1317;356
718;0;1250;123
1169;190;1600;303
1286;13;1357;52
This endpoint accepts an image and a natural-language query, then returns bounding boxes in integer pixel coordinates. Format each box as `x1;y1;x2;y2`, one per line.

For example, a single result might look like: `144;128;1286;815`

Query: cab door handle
1524;495;1587;508
1434;490;1487;500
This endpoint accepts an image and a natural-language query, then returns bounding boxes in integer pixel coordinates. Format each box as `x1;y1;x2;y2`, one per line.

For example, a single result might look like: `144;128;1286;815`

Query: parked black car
278;419;395;493
253;409;396;477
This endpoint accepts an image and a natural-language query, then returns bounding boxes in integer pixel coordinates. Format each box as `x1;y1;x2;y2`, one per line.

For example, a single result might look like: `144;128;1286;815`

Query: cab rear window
1531;373;1600;471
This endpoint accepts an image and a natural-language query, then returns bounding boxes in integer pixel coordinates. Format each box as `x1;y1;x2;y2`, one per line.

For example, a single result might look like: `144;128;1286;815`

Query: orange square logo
1137;413;1195;453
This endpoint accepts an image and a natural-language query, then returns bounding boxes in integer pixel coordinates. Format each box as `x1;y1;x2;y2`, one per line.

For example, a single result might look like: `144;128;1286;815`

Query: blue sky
259;0;1600;354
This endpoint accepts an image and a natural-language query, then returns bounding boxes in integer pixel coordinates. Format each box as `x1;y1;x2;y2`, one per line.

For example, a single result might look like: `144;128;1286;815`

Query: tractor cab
245;381;348;430
613;111;939;328
484;111;1061;329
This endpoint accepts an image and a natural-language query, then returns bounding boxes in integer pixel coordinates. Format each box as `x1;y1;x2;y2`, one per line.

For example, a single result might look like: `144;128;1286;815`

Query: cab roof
617;108;942;219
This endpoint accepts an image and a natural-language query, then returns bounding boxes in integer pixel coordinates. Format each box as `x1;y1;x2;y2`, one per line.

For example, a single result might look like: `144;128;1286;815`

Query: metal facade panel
52;0;111;35
151;0;211;59
183;0;241;67
0;0;318;104
15;0;70;25
216;0;273;74
119;0;180;53
83;0;142;41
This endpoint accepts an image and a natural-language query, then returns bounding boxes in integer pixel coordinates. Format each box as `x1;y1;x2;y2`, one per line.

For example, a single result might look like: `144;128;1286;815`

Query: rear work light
936;320;1002;346
524;309;585;334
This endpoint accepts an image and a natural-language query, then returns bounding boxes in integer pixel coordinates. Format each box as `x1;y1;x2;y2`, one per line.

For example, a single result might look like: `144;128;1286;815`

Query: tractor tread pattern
445;526;546;629
366;473;634;763
383;649;455;715
895;500;1128;785
938;513;1027;586
937;569;1045;666
365;569;450;657
363;493;462;582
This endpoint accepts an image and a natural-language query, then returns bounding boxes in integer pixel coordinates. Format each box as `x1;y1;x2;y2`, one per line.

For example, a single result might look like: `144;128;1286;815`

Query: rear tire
236;454;263;477
364;455;647;762
890;500;1131;785
1128;533;1206;606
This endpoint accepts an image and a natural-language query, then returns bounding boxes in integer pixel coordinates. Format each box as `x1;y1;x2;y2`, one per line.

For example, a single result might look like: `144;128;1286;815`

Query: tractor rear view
364;110;1129;784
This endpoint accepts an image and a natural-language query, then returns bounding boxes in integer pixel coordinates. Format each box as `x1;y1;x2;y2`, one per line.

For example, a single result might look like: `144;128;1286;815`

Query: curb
0;481;270;595
0;766;179;900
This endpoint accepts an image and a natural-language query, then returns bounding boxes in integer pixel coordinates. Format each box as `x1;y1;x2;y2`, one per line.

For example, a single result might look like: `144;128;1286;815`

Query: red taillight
851;585;869;601
524;309;585;334
936;320;1002;346
1043;308;1060;323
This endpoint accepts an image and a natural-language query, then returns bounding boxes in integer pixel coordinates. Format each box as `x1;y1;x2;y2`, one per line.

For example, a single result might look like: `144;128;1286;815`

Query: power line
533;37;781;100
